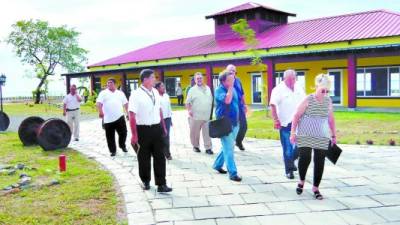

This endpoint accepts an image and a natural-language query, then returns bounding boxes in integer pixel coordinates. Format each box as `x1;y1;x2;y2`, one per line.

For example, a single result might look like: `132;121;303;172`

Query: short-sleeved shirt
269;82;306;127
215;84;239;127
96;89;128;124
160;93;172;119
186;85;213;121
129;86;161;125
63;93;81;110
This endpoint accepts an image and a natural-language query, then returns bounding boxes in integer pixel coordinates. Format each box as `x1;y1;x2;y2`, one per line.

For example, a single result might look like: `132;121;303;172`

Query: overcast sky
1;0;399;97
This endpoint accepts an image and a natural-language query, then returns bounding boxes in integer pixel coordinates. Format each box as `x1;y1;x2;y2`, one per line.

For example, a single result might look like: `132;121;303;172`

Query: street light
0;73;9;132
0;73;6;112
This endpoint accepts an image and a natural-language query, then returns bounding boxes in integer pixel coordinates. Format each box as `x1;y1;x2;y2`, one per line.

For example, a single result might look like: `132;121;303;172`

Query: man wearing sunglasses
270;69;306;179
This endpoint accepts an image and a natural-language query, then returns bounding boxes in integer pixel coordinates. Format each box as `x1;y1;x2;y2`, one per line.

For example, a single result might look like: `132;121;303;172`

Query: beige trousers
189;117;212;150
66;110;80;139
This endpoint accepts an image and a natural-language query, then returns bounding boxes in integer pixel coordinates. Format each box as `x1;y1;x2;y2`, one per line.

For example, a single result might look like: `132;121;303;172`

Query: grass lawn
247;110;400;146
3;103;97;117
0;132;126;225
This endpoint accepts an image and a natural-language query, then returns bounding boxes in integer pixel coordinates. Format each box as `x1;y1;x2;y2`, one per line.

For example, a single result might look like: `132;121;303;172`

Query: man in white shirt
270;69;306;179
186;72;213;154
96;78;129;157
176;83;183;106
155;81;173;160
63;84;82;141
129;69;172;193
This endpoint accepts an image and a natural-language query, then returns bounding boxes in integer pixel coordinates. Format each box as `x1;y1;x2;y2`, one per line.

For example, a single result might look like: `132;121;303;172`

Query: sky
1;0;399;97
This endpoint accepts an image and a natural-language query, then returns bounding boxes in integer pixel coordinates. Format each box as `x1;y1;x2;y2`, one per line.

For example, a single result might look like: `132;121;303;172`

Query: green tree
6;19;88;103
231;19;268;102
231;18;263;66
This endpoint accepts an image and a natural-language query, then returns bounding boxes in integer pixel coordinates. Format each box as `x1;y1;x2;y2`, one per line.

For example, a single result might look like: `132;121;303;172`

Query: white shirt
96;89;128;123
63;93;81;110
269;82;306;127
186;85;213;121
160;93;172;119
129;86;162;125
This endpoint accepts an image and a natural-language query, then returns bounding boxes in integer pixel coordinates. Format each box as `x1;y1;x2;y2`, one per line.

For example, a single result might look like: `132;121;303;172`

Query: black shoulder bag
208;95;232;138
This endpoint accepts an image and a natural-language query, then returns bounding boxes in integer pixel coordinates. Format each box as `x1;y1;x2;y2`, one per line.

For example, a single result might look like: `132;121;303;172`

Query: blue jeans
213;125;239;178
279;123;298;174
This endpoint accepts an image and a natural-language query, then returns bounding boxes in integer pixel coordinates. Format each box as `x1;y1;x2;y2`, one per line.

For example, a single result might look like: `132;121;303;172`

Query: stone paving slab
69;111;400;225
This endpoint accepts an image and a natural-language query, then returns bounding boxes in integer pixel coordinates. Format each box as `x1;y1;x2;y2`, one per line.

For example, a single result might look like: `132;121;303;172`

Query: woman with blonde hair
290;74;337;200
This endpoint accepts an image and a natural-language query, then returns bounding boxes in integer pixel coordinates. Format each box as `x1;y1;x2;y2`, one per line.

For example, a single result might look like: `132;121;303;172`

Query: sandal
314;190;323;200
296;183;304;195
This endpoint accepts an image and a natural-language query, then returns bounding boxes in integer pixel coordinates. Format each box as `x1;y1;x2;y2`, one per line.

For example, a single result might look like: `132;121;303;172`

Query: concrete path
70;111;400;225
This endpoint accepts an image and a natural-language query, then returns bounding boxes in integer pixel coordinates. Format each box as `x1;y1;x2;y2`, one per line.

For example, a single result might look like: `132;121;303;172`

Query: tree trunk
34;75;48;104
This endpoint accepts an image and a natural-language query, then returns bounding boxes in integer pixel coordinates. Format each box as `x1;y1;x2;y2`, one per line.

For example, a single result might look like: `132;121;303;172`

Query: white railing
3;96;64;103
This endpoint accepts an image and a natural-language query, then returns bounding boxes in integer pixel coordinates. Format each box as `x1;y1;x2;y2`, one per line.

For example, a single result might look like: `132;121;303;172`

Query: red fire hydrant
59;155;66;172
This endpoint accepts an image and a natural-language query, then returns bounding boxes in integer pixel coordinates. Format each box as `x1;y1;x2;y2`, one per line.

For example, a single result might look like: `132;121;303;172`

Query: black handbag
209;116;232;138
208;100;232;138
326;142;342;165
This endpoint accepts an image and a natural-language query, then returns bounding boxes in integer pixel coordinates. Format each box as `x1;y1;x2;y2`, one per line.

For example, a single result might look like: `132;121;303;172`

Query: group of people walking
63;65;337;199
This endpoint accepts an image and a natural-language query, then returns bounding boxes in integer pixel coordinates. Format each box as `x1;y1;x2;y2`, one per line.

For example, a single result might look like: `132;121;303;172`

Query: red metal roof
205;2;295;19
90;9;400;67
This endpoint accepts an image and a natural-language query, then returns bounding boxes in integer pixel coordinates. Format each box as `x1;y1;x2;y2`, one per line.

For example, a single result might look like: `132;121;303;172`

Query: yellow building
63;3;400;108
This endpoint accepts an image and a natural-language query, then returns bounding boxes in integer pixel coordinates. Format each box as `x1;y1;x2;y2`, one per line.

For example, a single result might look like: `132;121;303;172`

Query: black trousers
104;116;127;154
298;147;326;187
137;123;166;185
236;114;247;146
177;95;183;105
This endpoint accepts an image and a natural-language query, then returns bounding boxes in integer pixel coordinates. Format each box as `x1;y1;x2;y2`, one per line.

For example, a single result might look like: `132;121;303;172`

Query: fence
3;96;64;103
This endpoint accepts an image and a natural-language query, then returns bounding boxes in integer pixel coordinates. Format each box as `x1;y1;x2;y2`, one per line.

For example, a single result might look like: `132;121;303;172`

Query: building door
328;70;342;105
251;73;262;104
126;78;139;97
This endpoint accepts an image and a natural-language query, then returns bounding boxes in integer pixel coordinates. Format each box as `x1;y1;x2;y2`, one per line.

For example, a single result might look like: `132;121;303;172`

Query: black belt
66;108;79;112
137;123;161;128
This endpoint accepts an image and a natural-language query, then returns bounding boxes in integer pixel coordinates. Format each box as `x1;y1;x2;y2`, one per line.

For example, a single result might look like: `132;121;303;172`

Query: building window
165;77;181;97
217;17;225;25
227;15;234;24
246;12;255;20
275;71;284;86
357;66;400;97
94;77;101;94
268;13;273;21
260;12;267;20
213;75;220;89
390;67;400;96
236;12;244;21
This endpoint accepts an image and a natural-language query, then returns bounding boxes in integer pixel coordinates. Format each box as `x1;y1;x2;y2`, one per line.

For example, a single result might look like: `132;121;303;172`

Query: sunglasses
321;89;330;94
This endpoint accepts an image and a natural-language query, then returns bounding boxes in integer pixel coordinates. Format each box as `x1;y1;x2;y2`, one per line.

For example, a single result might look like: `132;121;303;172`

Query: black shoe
230;175;242;182
236;143;245;151
142;182;150;190
296;183;304;195
286;172;295;179
157;184;172;192
110;152;116;157
166;155;172;160
205;149;213;155
215;168;227;174
74;138;79;141
193;147;201;153
121;147;128;153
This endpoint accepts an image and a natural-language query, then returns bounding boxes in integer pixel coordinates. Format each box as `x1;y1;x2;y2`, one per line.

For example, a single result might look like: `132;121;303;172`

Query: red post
59;155;66;172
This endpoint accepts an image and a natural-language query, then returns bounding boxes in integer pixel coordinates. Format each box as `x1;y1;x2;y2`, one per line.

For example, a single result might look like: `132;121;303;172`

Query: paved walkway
70;111;400;225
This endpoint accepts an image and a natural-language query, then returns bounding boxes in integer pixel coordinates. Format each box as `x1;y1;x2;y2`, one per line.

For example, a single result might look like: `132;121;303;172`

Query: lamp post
0;73;6;112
